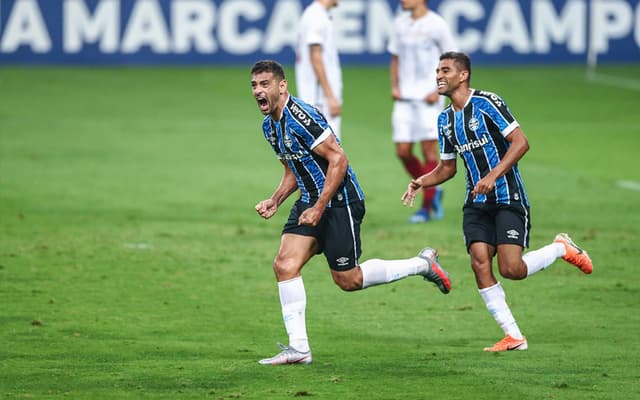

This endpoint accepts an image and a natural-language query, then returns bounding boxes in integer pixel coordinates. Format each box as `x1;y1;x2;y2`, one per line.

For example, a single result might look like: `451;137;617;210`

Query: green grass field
1;64;639;399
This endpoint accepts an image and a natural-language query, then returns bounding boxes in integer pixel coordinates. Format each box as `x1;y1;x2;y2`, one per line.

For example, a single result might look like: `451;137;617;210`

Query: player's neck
271;93;289;120
451;87;472;111
317;0;335;10
411;6;428;20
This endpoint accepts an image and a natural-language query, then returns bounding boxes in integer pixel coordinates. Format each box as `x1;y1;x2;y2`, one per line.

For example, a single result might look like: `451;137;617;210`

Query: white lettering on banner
334;1;366;53
636;3;640;46
438;0;639;55
483;0;531;53
218;0;263;55
592;0;633;53
0;0;638;59
64;0;119;53
439;0;485;51
532;0;585;53
1;0;51;52
122;0;170;53
172;0;216;53
263;0;300;54
367;0;394;53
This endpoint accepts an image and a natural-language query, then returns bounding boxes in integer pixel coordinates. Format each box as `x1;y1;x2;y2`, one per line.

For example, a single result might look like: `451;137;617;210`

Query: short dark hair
251;60;285;81
440;51;472;83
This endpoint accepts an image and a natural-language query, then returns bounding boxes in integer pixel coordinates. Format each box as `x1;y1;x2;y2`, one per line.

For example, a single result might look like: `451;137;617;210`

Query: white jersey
388;10;457;101
295;2;342;109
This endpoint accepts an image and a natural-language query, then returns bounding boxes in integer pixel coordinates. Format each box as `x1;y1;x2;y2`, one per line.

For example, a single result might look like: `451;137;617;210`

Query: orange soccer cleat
483;335;528;352
554;233;593;274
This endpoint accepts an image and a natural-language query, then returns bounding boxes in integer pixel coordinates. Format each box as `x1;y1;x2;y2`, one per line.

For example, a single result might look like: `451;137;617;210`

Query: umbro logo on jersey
506;229;520;239
336;257;350;266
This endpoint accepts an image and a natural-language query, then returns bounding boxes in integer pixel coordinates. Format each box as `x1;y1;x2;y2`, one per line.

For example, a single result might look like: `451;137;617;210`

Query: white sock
278;277;309;353
478;282;524;340
360;257;428;289
523;242;565;276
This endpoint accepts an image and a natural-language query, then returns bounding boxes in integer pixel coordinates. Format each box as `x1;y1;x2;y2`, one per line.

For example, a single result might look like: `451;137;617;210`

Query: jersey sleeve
303;15;327;46
287;98;332;149
438;112;457;160
476;91;519;137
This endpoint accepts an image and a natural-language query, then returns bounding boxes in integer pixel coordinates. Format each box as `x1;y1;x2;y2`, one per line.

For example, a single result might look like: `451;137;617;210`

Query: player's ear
279;79;287;94
460;70;469;83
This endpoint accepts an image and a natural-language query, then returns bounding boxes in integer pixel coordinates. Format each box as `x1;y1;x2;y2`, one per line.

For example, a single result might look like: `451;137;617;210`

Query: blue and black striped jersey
438;89;529;207
261;95;364;207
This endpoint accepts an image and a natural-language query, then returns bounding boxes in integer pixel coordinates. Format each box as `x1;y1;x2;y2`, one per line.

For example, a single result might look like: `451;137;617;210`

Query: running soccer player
251;60;451;365
402;51;593;352
388;0;457;223
295;0;343;138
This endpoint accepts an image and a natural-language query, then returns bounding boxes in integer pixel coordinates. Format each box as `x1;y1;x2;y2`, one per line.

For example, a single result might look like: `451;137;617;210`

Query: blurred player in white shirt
296;0;343;139
388;0;457;223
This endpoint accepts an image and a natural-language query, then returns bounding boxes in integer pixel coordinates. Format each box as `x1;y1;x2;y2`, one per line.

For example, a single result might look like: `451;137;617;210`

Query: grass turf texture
1;65;639;399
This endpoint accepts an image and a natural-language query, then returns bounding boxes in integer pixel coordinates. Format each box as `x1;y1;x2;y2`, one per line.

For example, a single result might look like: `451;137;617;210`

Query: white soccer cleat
258;343;312;365
417;247;452;294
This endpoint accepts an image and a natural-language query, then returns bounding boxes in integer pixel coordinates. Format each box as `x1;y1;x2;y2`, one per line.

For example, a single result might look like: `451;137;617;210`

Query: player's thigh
468;241;498;286
321;201;365;271
463;205;497;250
277;201;322;278
496;243;525;274
419;139;439;161
274;233;319;279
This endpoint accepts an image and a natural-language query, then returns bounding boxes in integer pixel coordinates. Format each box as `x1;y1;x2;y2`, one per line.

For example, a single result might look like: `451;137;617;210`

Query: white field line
616;180;640;191
585;71;640;91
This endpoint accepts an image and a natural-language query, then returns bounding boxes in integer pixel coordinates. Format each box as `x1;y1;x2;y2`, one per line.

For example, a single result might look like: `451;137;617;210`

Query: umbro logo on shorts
506;229;520;239
336;257;350;266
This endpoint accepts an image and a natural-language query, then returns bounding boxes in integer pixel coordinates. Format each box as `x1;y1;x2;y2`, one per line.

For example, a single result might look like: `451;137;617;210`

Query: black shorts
462;203;531;250
283;200;365;271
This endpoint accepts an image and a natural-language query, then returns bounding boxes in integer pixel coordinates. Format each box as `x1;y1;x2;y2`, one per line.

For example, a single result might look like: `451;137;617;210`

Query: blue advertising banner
0;0;638;65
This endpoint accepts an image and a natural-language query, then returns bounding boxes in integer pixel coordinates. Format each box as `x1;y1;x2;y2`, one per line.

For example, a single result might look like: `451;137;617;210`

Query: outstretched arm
402;158;457;207
255;161;298;219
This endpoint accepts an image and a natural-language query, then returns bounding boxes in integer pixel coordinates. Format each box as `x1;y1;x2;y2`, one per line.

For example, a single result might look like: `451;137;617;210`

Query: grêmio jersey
261;95;364;208
438;89;530;208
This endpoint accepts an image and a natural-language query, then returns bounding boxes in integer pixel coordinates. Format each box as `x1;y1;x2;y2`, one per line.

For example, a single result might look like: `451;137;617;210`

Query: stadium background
0;0;639;65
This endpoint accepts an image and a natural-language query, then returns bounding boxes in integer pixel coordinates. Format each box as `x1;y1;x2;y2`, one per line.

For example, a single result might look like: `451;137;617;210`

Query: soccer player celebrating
402;52;593;352
251;60;451;365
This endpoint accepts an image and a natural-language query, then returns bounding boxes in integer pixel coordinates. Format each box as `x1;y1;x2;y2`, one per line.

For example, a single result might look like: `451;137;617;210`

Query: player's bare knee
334;279;360;292
470;259;490;275
332;274;361;292
498;263;526;280
396;151;412;162
272;257;297;280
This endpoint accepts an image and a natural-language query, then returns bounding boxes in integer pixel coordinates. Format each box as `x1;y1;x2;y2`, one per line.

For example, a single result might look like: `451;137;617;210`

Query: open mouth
256;96;270;113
